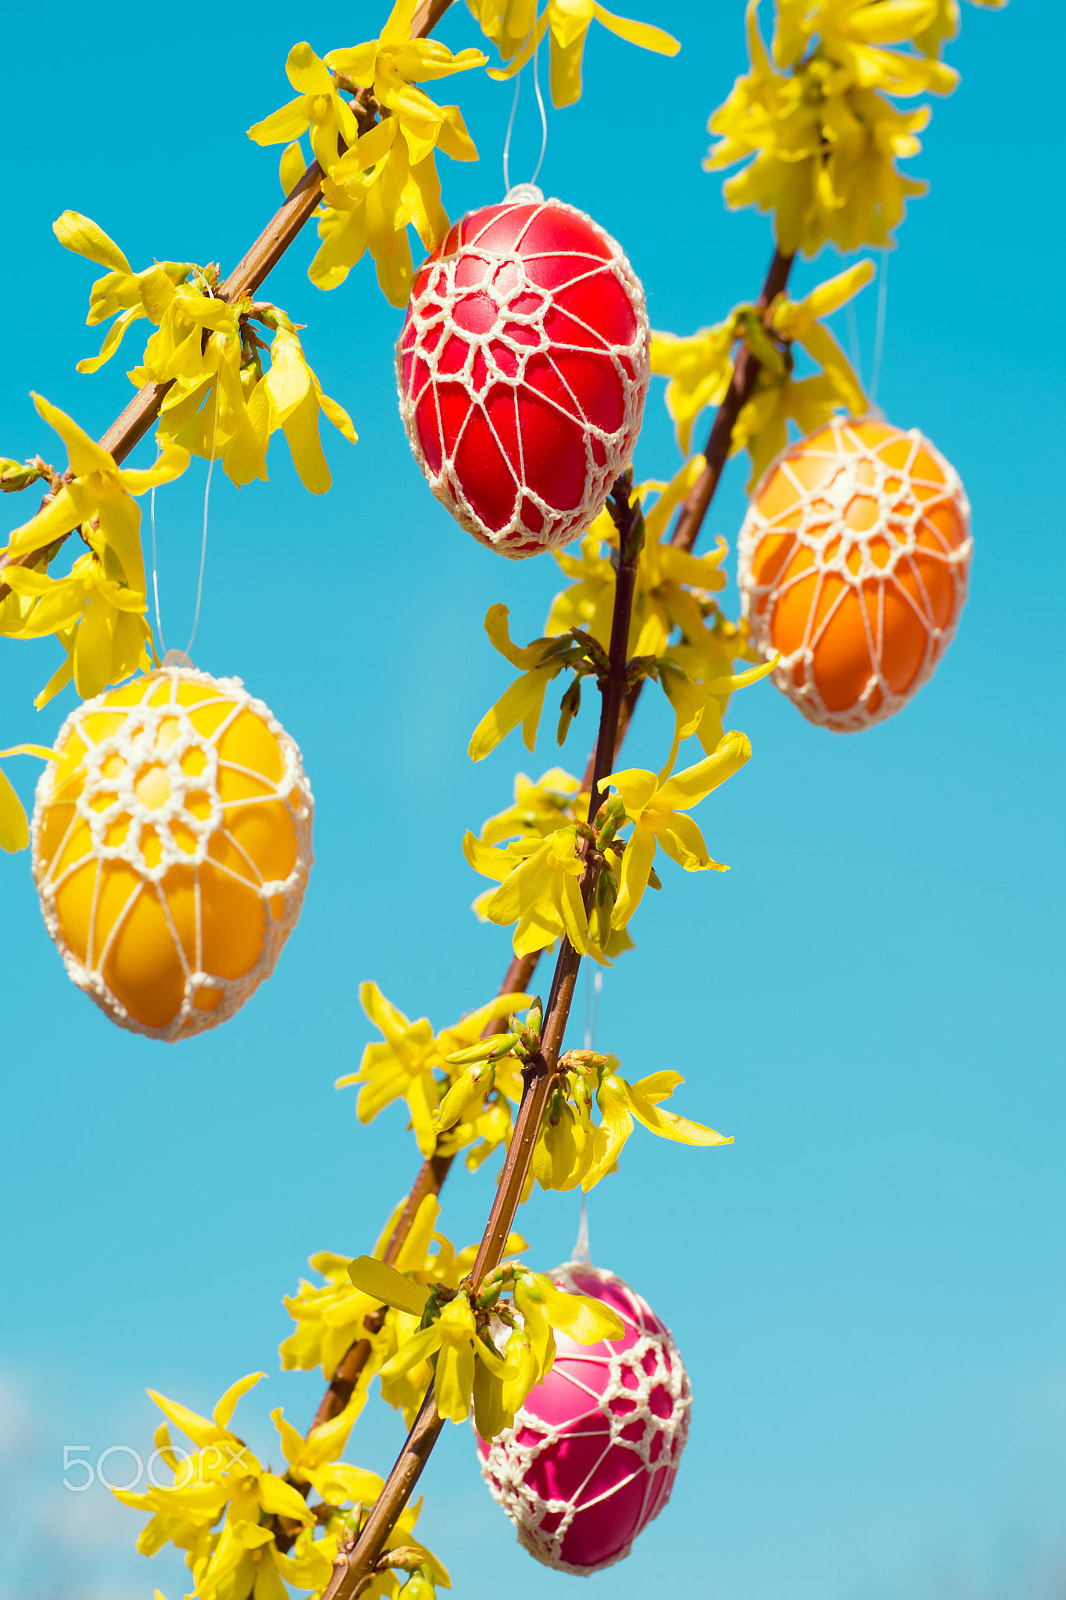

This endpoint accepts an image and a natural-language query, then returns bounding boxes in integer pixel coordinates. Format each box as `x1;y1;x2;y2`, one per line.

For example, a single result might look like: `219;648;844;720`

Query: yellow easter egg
31;664;313;1041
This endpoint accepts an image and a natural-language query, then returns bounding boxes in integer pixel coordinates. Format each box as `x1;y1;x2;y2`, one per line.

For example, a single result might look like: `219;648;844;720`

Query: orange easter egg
31;665;313;1041
737;417;972;731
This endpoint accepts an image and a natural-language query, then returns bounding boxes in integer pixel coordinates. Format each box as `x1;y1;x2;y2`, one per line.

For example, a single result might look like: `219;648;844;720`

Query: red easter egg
396;194;650;559
477;1262;691;1573
737;416;972;731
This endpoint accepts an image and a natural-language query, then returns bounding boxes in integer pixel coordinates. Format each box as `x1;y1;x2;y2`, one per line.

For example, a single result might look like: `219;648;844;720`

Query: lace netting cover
396;197;650;559
477;1262;690;1573
31;665;313;1041
737;416;972;731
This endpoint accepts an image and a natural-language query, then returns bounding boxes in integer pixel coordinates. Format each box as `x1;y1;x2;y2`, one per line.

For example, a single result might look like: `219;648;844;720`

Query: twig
320;484;645;1599
0;0;454;602
579;244;795;781
299;245;797;1453
671;247;793;556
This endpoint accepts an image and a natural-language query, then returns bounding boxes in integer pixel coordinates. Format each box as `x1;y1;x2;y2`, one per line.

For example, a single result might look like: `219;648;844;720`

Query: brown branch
298;249;797;1462
574;245;795;779
671;247;794;557
320;485;645;1600
0;0;454;604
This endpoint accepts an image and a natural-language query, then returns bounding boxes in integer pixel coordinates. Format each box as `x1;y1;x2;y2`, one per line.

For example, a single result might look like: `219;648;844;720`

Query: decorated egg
31;663;313;1041
737;416;972;731
396;191;650;559
477;1261;690;1573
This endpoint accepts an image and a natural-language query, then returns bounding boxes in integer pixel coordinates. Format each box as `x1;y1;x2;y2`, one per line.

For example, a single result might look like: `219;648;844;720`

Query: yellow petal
603;766;659;817
281;388;332;494
589;1;679;56
547;24;588;106
76;307;145;375
651;808;716;872
468;670;552;762
257;1472;315;1523
0;766;29;852
248;95;313;147
347;1256;432;1319
213;1371;265;1430
655;729;752;811
487;11;549;81
263;328;312;422
285;40;332;94
53;210;132;274
32;393;114;477
279;141;308;196
540;1282;624;1343
72;592;115;699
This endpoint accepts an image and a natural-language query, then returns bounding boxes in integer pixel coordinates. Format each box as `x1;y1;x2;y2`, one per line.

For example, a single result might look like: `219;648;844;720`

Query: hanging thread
869;246;890;409
501;43;549;197
151;388;218;665
530;43;547;188
583;967;602;1052
572;1195;591;1264
576;967;602;1262
185;383;220;658
846;297;863;394
150;485;167;658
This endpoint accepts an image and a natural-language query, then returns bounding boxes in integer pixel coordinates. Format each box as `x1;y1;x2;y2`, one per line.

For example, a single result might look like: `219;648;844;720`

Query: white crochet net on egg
31;666;313;1043
396;199;650;560
479;1262;691;1575
737;417;972;732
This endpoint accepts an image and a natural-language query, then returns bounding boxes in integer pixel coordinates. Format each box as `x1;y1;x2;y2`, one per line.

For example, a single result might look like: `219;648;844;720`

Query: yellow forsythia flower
707;1;944;254
1;394;188;702
550;461;729;658
248;41;365;176
271;1398;385;1507
479;767;585;847
649;323;738;454
605;731;752;931
113;1373;313;1587
526;1050;732;1191
652;262;874;487
250;1;485;305
469;466;740;769
474;0;680;108
114;1369;451;1596
773;0;958;93
363;1261;623;1435
0;742;54;853
467;603;578;763
53;211;357;492
463;823;595;961
729;258;874;482
336;982;530;1156
277;1500;448;1597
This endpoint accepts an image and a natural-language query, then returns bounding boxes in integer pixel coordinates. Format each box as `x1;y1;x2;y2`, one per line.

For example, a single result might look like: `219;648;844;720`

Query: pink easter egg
477;1261;691;1573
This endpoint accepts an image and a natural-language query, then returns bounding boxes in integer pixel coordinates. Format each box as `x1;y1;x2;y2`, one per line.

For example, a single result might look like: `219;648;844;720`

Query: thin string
583;967;602;1051
846;297;863;393
185;384;220;657
149;380;219;664
869;247;890;407
530;42;548;187
502;71;521;193
573;1196;591;1264
501;44;549;195
150;486;167;658
575;967;602;1264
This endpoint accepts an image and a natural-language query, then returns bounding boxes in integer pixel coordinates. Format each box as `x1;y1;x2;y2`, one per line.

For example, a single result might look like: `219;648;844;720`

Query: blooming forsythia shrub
0;0;998;1592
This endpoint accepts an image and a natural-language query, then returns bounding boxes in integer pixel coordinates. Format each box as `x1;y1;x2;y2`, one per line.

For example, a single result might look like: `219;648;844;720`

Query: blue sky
1;2;1063;1598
